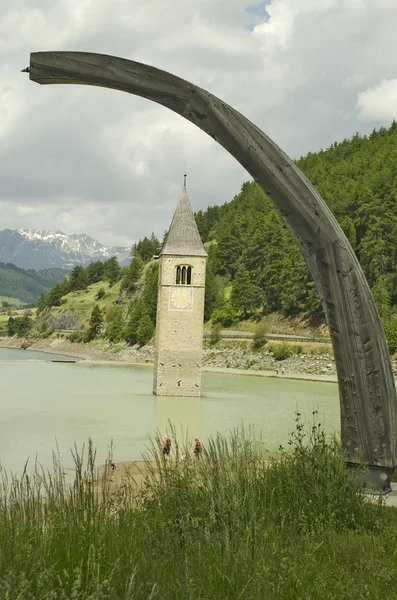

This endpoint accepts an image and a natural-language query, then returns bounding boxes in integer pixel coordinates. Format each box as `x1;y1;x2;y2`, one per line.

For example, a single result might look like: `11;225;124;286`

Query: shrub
209;323;222;345
270;342;295;361
211;303;237;328
96;287;106;300
41;327;55;339
253;323;268;349
68;331;85;343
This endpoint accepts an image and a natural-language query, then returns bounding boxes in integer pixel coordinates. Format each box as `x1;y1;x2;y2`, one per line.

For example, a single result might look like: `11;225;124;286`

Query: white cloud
1;0;397;246
357;79;397;121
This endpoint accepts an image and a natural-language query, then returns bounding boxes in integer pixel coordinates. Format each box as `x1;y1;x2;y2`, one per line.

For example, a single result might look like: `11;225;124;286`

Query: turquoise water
0;348;340;473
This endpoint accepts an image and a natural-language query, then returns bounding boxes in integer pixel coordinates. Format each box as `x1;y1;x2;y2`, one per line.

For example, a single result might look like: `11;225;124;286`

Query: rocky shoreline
0;335;340;381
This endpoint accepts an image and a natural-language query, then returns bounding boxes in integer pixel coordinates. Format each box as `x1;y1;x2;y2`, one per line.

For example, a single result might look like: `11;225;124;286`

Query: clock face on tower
169;286;193;310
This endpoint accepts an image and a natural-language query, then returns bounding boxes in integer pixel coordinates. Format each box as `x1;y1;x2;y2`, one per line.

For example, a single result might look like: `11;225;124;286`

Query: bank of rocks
202;342;336;376
0;336;337;376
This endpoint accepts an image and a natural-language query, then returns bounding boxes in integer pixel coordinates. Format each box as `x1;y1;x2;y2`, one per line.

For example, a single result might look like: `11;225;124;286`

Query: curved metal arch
28;51;397;478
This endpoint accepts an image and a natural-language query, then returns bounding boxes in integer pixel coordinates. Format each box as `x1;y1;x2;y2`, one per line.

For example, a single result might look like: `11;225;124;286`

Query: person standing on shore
109;460;116;482
194;438;202;459
163;435;171;456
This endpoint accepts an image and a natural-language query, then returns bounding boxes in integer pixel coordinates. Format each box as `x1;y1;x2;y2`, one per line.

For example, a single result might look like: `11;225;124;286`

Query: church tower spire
160;180;206;258
153;180;207;397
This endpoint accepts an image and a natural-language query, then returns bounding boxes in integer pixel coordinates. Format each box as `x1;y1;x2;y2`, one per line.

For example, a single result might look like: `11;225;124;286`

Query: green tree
104;257;121;286
86;261;105;284
230;264;262;319
383;315;397;354
105;306;124;343
84;304;104;342
142;262;159;323
259;211;289;313
46;283;64;308
204;252;220;322
212;302;237;328
137;314;154;346
131;234;161;262
8;315;33;337
36;293;47;315
372;277;391;320
120;257;143;292
68;265;88;292
340;216;357;250
7;316;16;336
123;297;146;345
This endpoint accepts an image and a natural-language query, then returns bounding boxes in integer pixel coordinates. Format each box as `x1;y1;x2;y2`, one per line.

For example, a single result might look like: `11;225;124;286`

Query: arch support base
347;463;395;494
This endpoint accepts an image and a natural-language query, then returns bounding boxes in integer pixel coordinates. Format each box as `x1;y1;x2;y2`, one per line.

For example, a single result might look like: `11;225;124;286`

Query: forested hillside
196;122;397;325
0;263;69;304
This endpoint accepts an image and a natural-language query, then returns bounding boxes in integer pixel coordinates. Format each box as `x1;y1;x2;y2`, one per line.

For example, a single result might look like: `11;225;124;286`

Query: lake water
0;348;340;473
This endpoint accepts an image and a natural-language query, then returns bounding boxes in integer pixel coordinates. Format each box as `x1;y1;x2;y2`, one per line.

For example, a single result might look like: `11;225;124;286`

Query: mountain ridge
0;229;131;271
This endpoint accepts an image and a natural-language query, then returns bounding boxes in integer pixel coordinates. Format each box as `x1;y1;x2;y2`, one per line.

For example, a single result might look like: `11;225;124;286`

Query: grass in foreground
0;419;396;599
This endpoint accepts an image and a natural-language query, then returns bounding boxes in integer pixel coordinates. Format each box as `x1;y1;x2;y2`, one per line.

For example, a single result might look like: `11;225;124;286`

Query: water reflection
155;395;201;453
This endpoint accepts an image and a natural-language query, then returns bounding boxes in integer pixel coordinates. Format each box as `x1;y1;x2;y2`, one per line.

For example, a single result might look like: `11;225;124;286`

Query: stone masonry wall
153;255;206;397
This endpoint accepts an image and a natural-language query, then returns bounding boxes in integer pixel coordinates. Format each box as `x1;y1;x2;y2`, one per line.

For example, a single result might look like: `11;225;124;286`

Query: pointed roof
161;183;207;257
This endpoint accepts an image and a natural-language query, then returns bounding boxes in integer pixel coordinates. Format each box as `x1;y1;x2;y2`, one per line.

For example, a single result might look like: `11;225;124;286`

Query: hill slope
0;263;69;304
196;122;397;321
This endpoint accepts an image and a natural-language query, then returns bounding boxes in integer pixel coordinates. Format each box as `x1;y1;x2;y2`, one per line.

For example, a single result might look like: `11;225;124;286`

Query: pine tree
46;283;64;308
372;276;391;320
230;264;262;318
131;234;161;262
105;306;124;342
104;257;121;286
120;257;143;292
142;262;159;323
260;211;289;313
86;261;105;284
84;304;104;341
204;257;219;322
68;265;88;291
123;298;146;345
137;314;154;346
7;316;15;336
36;293;47;314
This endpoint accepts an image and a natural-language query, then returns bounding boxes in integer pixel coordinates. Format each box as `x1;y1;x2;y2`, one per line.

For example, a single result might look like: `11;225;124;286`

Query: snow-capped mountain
0;229;131;271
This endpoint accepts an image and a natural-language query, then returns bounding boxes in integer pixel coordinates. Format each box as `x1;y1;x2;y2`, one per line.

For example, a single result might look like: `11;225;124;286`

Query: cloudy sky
1;0;397;248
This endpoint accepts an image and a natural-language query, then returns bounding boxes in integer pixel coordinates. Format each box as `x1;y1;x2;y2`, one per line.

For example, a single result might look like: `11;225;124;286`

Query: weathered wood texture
29;51;397;469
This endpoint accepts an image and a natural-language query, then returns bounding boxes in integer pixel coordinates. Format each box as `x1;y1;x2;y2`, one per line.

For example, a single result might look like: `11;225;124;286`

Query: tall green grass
0;419;396;599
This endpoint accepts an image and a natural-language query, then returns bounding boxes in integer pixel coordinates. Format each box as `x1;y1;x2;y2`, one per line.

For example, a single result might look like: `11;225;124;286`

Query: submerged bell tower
153;176;207;397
